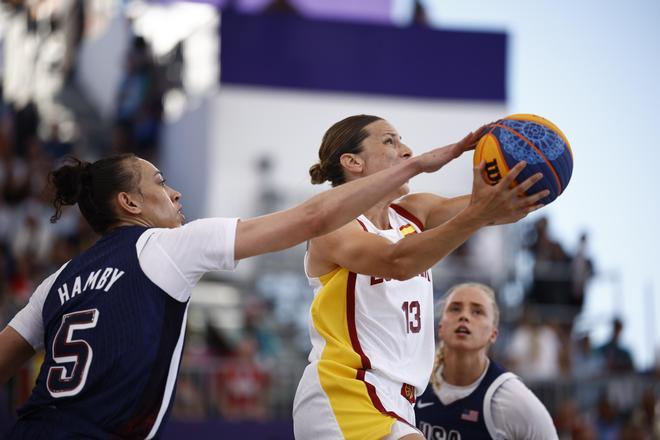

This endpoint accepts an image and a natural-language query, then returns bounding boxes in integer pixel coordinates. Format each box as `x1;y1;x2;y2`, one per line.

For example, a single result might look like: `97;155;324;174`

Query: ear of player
473;114;573;206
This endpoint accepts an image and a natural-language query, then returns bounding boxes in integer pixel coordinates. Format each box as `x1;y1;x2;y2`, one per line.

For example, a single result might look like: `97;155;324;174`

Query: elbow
377;267;416;282
390;268;416;282
389;273;409;282
382;254;418;281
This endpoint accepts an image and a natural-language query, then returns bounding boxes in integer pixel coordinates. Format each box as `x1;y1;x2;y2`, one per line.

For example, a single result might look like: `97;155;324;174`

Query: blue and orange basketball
473;114;573;205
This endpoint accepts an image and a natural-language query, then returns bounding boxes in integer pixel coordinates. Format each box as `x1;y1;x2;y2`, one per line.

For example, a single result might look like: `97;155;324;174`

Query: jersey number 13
402;300;421;333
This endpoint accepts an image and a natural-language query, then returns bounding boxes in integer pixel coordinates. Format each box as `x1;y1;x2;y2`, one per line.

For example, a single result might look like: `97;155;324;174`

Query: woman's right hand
465;160;549;226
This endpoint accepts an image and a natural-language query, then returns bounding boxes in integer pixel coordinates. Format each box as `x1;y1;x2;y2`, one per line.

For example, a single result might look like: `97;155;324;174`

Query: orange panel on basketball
473;132;509;185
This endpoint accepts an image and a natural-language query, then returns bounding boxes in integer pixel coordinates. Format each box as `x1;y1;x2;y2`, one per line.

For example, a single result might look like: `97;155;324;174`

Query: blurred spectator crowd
495;216;658;439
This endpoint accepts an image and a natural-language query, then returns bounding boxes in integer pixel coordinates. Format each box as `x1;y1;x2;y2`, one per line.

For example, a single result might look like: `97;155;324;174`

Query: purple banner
219;11;507;101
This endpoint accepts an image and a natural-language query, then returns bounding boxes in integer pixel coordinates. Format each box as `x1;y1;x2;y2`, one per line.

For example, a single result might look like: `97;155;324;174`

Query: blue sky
408;0;660;367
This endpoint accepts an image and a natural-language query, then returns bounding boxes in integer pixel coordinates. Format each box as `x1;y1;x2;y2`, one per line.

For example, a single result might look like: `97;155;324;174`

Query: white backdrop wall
202;85;507;219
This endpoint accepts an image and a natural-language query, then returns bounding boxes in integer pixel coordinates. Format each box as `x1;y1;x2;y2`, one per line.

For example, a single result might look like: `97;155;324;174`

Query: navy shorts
7;408;117;439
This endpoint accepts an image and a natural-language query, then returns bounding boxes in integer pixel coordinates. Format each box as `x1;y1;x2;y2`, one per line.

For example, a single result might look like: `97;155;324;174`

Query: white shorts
385;421;423;439
293;361;421;439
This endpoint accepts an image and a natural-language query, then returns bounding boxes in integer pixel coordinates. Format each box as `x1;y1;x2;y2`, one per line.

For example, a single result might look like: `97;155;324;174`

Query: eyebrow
383;132;402;139
154;171;163;178
448;301;486;308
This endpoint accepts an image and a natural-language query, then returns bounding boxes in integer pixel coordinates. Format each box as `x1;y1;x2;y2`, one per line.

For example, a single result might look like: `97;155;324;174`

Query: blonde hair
430;282;499;393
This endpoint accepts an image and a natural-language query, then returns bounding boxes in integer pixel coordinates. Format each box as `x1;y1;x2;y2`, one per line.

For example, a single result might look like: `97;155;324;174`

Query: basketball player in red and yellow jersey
293;115;549;440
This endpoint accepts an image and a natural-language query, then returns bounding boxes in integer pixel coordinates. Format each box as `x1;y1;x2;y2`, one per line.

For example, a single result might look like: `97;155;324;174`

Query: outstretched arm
234;129;484;261
397;193;471;230
0;326;35;385
308;161;548;280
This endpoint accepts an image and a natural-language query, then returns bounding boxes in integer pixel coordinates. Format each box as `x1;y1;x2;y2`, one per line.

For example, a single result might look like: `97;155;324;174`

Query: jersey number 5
47;309;99;398
401;300;421;333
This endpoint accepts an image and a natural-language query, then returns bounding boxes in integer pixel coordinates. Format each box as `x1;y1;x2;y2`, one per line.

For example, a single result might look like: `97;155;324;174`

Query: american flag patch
461;409;479;422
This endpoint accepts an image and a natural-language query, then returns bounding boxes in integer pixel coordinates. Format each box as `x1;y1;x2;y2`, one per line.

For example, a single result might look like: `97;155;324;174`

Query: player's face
439;286;498;353
359;120;413;195
135;159;184;228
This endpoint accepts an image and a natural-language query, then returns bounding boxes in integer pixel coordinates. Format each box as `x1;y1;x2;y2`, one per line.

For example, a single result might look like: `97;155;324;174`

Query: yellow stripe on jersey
312;268;360;369
399;224;417;237
311;268;395;440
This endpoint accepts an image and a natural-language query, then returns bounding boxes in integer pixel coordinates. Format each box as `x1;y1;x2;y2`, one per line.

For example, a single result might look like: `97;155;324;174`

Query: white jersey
297;204;435;437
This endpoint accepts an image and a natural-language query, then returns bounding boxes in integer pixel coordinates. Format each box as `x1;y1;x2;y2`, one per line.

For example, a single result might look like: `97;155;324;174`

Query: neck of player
362;194;400;229
441;350;489;387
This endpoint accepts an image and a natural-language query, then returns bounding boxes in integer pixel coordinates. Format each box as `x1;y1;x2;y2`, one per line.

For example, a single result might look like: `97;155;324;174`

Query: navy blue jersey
17;226;188;439
415;361;509;440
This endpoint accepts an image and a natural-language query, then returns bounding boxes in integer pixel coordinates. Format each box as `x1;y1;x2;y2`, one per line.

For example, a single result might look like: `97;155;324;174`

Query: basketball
473;114;573;205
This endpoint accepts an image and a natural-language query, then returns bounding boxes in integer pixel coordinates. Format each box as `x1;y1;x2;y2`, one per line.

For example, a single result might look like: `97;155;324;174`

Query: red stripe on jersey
347;272;371;369
390;204;424;231
356;369;413;427
356;218;368;231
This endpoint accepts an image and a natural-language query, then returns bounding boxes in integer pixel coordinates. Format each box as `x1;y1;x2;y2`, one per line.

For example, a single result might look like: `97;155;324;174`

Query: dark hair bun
309;163;326;185
50;157;91;223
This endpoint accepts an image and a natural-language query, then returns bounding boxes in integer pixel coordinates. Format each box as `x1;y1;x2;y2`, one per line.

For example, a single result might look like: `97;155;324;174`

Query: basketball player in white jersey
415;283;557;439
293;115;549;440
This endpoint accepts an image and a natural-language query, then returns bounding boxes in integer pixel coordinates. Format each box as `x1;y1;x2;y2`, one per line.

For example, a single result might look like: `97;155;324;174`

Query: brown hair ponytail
309;114;382;186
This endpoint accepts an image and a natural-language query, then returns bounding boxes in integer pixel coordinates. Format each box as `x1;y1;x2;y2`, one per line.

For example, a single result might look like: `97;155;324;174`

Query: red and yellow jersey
300;204;435;435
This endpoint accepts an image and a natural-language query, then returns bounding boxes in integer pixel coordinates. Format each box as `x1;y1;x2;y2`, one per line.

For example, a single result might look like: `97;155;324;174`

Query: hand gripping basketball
469;160;549;226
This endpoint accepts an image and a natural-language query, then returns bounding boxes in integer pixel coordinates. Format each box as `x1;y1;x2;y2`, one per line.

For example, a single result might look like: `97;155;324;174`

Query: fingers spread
523;189;550;205
517;172;544;192
461;132;479;151
473;160;487;181
475;124;492;138
500;161;526;186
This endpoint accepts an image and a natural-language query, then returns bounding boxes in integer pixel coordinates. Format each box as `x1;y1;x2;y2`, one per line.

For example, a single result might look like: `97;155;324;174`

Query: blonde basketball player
293;115;550;440
415;283;557;439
